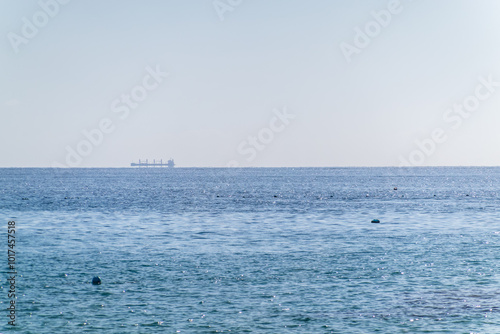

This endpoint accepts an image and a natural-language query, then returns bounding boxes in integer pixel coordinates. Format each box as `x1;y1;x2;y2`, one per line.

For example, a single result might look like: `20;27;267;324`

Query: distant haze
2;0;500;167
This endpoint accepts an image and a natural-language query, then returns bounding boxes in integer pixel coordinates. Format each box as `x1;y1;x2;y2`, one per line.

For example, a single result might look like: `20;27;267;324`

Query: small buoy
92;276;102;285
371;219;380;224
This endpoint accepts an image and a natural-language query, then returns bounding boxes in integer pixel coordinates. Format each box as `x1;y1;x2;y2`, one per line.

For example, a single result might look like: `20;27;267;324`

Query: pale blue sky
2;0;500;167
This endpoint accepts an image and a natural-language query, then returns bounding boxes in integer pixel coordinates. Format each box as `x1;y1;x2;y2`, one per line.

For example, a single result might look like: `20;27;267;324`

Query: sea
1;167;500;333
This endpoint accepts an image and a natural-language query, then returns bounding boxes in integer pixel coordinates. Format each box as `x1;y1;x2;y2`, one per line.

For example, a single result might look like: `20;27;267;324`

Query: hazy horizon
2;0;500;168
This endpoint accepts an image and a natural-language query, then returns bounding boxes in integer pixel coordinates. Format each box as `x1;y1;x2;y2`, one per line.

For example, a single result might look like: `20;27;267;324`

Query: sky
1;0;500;167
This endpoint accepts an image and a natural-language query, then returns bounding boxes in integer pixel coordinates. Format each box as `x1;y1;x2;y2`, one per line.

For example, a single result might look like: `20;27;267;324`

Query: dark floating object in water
21;198;29;200
371;219;380;224
393;187;398;190
92;276;102;285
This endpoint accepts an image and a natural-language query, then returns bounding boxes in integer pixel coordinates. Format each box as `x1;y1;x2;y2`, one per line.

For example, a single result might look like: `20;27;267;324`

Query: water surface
1;167;500;333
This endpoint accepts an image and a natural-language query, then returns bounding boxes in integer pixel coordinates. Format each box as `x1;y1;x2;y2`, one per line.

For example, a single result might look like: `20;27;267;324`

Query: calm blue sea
1;167;500;333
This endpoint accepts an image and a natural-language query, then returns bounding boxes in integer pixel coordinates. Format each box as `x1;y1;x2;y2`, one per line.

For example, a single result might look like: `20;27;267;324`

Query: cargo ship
130;159;175;168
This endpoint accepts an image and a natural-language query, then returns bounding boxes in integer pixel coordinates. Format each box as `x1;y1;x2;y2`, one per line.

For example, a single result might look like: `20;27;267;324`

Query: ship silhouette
130;159;175;168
